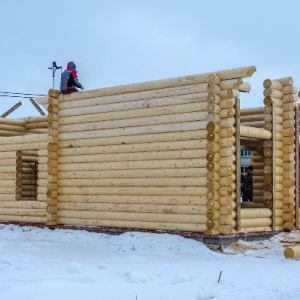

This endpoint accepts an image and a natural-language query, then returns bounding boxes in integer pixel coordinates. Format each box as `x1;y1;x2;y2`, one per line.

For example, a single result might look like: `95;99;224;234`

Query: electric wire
0;90;46;99
0;94;35;99
0;91;46;96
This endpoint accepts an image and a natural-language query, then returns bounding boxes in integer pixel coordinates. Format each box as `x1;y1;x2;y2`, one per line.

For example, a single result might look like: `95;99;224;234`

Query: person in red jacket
60;61;84;94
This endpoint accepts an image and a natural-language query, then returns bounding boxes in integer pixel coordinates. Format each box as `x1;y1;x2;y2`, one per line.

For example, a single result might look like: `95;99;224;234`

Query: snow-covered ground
0;224;300;300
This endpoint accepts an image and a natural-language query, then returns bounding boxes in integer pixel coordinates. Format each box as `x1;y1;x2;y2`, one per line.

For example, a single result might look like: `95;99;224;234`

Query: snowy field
0;224;300;300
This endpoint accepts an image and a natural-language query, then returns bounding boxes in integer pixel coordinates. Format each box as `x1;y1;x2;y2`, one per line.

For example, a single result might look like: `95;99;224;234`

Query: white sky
1;0;300;118
1;224;300;300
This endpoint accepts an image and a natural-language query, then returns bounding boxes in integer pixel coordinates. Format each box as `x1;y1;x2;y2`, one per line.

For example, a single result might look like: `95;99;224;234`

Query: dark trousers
242;191;252;202
61;88;79;94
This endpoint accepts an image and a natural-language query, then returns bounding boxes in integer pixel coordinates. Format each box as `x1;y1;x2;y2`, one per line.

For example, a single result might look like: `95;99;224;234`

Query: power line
0;94;37;99
0;91;46;96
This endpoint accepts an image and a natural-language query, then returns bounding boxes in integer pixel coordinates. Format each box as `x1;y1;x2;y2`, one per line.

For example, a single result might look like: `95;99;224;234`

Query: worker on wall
60;61;84;94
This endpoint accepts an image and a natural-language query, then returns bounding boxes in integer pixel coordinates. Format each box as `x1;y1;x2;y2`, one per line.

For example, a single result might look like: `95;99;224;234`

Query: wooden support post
235;97;241;231
272;104;276;230
1;101;22;118
29;98;46;115
295;104;299;229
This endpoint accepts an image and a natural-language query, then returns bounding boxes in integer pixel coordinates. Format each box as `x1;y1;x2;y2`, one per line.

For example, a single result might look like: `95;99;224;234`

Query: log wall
0;134;48;223
49;66;256;233
264;78;298;230
1;66;300;238
0;116;47;136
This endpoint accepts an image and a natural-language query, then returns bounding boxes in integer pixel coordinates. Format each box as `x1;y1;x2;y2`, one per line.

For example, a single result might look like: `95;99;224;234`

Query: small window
240;150;252;157
16;150;38;201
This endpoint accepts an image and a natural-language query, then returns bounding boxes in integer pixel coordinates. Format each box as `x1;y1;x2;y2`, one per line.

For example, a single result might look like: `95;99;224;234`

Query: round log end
48;89;61;98
284;247;295;259
263;79;272;88
247;66;257;77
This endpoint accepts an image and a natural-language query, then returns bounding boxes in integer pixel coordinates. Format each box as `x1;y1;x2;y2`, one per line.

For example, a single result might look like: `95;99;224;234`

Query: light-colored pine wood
284;245;300;259
240;125;272;139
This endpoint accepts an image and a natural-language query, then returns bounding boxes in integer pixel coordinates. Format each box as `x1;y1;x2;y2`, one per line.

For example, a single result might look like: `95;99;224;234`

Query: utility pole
48;61;62;89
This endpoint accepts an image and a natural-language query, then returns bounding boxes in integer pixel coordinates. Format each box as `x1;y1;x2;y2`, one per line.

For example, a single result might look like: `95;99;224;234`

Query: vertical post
271;104;276;230
235;97;241;231
295;104;299;229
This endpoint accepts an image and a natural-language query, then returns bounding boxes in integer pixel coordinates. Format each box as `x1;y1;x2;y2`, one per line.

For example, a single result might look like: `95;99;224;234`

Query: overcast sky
1;0;299;118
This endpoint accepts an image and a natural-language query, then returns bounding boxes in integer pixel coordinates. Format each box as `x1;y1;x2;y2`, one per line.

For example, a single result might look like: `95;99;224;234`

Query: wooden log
0;133;48;146
263;79;283;90
207;94;221;106
59;96;207;121
219;78;243;90
59;108;207;133
238;82;251;92
60;130;205;150
241;208;272;218
240;107;264;116
58;149;204;164
61;87;209;112
206;83;221;94
240;226;272;232
58;186;207;196
226;89;240;99
57;176;206;187
56;217;206;232
274;76;293;86
25;122;48;130
56;210;206;224
219;98;235;109
0;117;25;126
240;125;272;139
241;218;272;228
263;89;283;99
282;86;297;95
0;123;27;132
241;114;264;122
58;194;206;205
0;215;46;223
58;121;207;141
284;245;300;259
57;202;206;215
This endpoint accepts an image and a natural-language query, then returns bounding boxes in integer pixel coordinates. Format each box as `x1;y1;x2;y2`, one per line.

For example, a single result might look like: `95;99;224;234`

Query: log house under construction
0;65;299;243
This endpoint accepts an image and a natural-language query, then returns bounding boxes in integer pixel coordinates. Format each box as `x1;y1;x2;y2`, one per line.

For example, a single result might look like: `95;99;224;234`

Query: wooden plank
272;104;276;230
295;104;299;229
1;101;22;118
29;98;46;115
235;97;241;231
